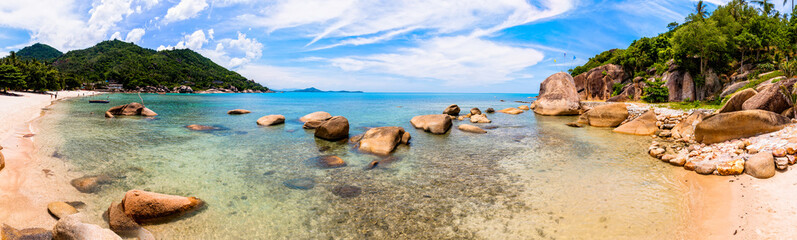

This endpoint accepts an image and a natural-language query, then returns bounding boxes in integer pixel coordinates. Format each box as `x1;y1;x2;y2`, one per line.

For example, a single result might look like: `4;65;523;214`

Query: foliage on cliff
16;43;63;62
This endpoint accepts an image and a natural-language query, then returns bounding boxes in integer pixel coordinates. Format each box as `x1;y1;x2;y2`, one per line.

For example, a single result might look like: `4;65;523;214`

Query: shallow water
35;93;690;239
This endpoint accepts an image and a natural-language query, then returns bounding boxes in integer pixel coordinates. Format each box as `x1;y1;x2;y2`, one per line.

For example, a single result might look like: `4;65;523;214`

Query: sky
0;0;787;93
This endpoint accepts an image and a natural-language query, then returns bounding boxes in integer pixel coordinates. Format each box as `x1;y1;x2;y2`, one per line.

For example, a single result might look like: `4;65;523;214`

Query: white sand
0;91;101;141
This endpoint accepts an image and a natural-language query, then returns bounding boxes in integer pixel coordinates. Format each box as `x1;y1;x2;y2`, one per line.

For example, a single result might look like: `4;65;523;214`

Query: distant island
278;87;363;93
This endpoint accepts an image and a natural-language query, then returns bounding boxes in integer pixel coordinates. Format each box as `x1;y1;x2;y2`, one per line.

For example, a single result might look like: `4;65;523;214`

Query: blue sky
0;0;778;93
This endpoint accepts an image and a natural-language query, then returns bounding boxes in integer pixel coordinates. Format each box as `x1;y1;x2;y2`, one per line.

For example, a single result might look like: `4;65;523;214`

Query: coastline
0;91;100;228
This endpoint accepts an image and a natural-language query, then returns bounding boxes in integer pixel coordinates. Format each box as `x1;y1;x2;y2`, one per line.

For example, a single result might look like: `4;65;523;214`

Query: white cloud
330;36;544;86
208;28;214;39
125;28;146;43
199;32;263;68
110;31;123;40
88;0;135;37
163;0;208;24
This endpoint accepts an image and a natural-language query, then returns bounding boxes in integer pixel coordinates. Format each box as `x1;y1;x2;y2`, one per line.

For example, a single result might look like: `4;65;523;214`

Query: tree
735;30;761;67
753;0;775;15
0;64;26;92
688;1;709;22
672;20;728;74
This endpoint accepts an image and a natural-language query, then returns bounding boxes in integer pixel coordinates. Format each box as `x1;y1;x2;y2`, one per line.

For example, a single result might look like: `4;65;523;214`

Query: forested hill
16;43;63;62
51;40;266;90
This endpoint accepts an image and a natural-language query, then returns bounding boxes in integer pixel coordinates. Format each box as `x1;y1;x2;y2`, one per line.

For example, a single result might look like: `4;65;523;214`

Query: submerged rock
283;178;315;190
299;111;332;122
458;124;487;133
185;124;219;131
48;202;78;219
443;104;460;116
308;156;347;168
694;110;790;144
566;122;583;128
314;116;349;141
256;115;285;126
356;127;410;155
485;108;495;113
410;114;453;134
227;109;251;115
2;224;52;240
745;152;776;179
531;72;581;116
53;215;122;240
331;185;362;198
613;110;657;135
70;175;112;193
518;105;530;110
497;107;523;115
122;190;204;223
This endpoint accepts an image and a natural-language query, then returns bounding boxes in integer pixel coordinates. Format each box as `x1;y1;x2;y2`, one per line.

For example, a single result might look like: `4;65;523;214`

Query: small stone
283;178;315;190
669;156;686;166
227;109;251;115
776;157;789;170
684;160;696;171
789;155;796;165
695;162;717;175
331;185;362;198
661;154;676;161
662;123;676;129
48;202;78;219
787;144;797;155
717;159;745;176
308;156;346;168
70;175;112;193
649;148;665;158
773;148;787;157
565;122;583;128
747;145;759;154
485;108;495;113
658;130;672;138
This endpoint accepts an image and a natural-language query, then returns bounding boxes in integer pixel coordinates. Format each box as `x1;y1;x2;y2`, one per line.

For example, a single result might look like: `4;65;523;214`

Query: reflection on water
34;93;689;239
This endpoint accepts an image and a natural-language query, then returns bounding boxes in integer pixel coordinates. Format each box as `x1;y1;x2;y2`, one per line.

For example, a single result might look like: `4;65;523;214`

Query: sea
33;92;691;239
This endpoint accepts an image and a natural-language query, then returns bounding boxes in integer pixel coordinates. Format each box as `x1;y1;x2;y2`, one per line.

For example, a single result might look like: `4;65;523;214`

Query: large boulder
410;114;453;134
613;110;657;135
742;78;797;113
718;89;757;113
577;103;628;127
122;190;204;223
256;115;285;126
2;224;52;240
531;72;581;116
53;215;122;240
694;110;791;144
227;109;251;115
663;70;695;102
356;127;410;155
443;104;460;116
745;152;776;179
314;116;349;141
573;64;626;100
107;201;140;232
106;102;157;117
671;111;708;140
299;111;332;122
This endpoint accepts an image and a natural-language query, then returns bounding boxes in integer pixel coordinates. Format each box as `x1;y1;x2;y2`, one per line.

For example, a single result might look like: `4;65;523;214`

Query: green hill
16;43;63;62
52;40;266;90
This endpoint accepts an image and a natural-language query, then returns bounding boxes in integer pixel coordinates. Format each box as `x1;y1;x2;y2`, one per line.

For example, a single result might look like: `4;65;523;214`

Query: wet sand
0;91;100;229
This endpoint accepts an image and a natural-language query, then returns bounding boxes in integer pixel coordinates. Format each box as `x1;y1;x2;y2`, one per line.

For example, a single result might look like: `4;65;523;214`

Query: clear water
34;93;690;239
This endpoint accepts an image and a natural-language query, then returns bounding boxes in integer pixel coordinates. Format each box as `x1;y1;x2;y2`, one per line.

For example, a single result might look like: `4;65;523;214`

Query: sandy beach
0;91;101;229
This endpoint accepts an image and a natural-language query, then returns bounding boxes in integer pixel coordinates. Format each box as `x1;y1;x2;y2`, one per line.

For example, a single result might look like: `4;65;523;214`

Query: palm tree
695;0;708;20
753;0;774;15
785;0;794;14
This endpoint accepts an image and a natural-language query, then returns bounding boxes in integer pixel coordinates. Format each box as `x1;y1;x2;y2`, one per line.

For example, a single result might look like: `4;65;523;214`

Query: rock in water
302;120;326;129
694;110;790;144
70;175;112;193
497;108;523;115
227;109;251;114
410;114;453;134
742;78;797;113
256;115;285;126
485;108;495;113
122;190;204;223
314;116;349;141
458;124;487;133
107;201;141;233
185;124;218;131
530;72;581;115
139;107;157;117
443;104;460;116
283;178;316;190
613;110;657;135
671;111;707;140
566;122;583;128
745;152;776;179
717;89;757;113
470;114;491;123
104;111;114;118
2;224;52;240
518;105;530;110
309;156;346;168
48;202;78;219
53;215;122;240
470;108;482;115
107;102;157;117
331;185;362;198
299;111;332;122
356;127;410;155
576;103;628;127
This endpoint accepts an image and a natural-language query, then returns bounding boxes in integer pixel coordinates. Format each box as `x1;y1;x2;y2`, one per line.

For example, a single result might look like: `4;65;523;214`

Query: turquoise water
35;93;691;239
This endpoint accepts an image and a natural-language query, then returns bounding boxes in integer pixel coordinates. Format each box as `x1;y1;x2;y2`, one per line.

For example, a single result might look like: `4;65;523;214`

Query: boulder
48;202;78;219
531;72;581;115
694;162;717;175
470;114;491;123
745;152;776;179
356;127;410;155
299;111;332;122
107;102;157;117
227;109;251;115
443;104;460;116
671;111;707;140
497;108;523;115
107;201;140;232
174;85;193;93
518;105;530;110
607;80;643;102
314;116;349;140
742;78;797;113
470;108;482;115
70;175;112;193
695;110;791;144
613;110;657;135
458;124;487;133
256;115;285;126
185;124;218;131
53;215;122;240
718;88;757;113
573;64;626;100
122;190;204;223
410;114;453;134
485;108;495;113
576;103;628;127
720;81;749;99
2;224;52;240
302;120;326;129
663;70;695;102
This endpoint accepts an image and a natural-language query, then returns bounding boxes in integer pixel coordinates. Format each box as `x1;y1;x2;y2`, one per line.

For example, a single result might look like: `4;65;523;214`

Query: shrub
612;83;627;96
779;60;797;78
758;63;776;72
642;79;669;103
